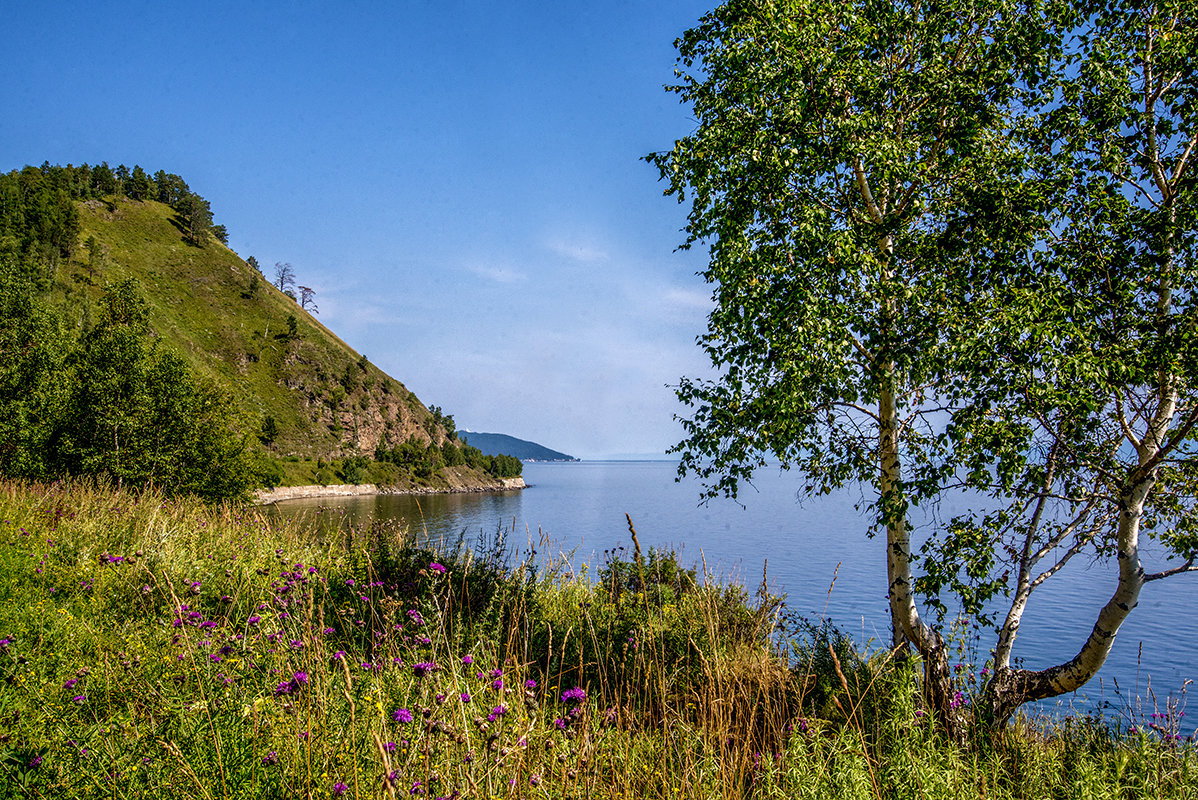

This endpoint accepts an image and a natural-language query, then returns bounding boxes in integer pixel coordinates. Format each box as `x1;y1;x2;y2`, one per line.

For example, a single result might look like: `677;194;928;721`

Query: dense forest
0;162;520;501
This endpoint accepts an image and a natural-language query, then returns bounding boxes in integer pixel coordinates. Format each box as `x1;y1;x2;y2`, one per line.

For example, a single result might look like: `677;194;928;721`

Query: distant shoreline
254;477;526;505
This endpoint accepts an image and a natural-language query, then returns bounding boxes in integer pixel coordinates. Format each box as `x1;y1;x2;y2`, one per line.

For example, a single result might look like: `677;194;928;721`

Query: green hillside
64;196;429;460
0;162;515;495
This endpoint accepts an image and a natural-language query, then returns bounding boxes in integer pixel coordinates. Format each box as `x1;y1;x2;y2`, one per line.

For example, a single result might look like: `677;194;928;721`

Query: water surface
271;460;1197;719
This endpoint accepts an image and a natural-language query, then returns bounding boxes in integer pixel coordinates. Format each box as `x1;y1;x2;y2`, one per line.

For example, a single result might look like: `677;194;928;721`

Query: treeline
0;272;265;501
373;437;523;480
0;162;223;286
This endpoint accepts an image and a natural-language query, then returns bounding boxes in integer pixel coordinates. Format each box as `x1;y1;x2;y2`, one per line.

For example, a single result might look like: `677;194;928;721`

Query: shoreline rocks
253;476;526;505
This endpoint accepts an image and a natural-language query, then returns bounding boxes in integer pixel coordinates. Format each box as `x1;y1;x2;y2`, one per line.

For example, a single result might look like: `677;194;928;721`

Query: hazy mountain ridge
457;432;578;461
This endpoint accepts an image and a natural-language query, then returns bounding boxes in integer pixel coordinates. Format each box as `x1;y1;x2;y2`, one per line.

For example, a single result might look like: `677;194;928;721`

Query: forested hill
458;432;578;462
0;162;516;499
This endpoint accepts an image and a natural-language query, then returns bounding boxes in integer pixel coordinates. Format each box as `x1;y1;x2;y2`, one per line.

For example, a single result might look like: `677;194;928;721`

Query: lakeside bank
254;476;526;505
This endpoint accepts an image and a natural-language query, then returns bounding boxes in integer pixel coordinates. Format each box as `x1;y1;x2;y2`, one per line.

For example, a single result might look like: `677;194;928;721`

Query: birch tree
648;0;1053;739
924;0;1198;728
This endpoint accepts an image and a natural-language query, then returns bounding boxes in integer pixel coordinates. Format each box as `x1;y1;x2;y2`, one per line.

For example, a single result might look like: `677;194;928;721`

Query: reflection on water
267;488;527;548
268;461;1197;719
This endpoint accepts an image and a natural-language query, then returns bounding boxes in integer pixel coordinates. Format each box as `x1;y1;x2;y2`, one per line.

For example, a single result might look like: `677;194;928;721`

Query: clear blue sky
2;0;719;459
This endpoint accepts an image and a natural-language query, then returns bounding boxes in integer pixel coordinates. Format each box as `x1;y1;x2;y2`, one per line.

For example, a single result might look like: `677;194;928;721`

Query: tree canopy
652;0;1197;735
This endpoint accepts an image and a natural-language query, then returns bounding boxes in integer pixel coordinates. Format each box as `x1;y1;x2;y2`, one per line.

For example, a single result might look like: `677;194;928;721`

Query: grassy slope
1;479;1195;799
49;197;494;489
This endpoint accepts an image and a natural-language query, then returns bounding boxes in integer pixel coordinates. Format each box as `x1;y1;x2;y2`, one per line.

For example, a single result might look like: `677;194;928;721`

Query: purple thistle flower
392;707;414;723
332;782;348;797
383;741;397;752
461;654;473;665
560;686;587;704
28;755;43;769
262;751;279;765
71;694;86;703
460;692;471;703
491;678;504;690
412;661;436;678
428;562;446;574
63;678;78;690
524;679;537;689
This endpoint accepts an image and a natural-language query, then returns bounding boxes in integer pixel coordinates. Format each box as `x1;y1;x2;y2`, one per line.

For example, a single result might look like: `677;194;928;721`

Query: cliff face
56;197;461;463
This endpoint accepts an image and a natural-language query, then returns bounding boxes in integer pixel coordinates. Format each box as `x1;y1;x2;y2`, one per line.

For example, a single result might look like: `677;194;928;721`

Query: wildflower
487;704;507;722
72;694;86;703
28;755;43;769
530;774;541;787
393;707;414;723
383;741;397;752
333;782;348;796
412;661;436;678
263;751;279;765
461;654;473;665
0;638;9;649
332;650;346;660
429;562;446;574
524;679;537;689
410;780;424;795
491;678;503;690
460;692;471;702
247;616;261;625
560;686;586;704
63;678;78;690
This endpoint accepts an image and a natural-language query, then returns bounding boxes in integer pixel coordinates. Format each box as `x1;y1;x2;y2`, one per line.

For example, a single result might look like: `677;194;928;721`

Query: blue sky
3;0;719;459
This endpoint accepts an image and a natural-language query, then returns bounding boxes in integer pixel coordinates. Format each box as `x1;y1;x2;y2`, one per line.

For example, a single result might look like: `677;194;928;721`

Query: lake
270;460;1197;720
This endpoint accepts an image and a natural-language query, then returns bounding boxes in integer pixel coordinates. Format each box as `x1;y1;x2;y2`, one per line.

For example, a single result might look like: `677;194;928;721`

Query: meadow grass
0;478;1195;799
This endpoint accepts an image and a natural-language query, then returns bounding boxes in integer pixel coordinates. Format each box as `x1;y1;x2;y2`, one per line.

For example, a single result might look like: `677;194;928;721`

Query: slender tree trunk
981;471;1154;728
880;382;968;742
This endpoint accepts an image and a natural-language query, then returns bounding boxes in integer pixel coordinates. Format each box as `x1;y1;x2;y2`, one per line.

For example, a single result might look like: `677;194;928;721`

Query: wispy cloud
467;263;527;283
662;286;712;310
545;237;609;263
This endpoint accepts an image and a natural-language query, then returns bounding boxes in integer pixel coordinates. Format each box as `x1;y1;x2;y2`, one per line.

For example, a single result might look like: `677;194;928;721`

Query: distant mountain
457;432;578;462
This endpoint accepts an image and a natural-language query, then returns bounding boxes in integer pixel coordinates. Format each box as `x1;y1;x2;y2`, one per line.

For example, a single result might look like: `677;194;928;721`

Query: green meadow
0;479;1193;799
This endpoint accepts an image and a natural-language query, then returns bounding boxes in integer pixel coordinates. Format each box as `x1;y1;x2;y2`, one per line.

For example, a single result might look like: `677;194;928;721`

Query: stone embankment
254;477;526;505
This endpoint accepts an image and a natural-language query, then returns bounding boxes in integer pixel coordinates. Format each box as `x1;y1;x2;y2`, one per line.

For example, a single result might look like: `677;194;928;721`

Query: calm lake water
270;460;1197;719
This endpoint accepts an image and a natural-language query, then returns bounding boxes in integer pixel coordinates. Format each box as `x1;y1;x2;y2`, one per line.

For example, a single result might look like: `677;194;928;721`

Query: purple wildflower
460;692;471;703
461;654;473;665
393;707;414;723
263;751;279;765
333;782;348;797
412;661;436;678
428;562;446;574
560;686;587;704
72;694;86;704
383;741;397;752
524;679;537;689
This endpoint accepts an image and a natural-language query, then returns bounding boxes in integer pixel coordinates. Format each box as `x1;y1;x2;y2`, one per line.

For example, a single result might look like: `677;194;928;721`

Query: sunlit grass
0;478;1194;799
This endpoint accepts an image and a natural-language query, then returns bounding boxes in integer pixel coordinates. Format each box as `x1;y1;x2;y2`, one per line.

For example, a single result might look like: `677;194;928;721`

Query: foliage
0;275;259;501
649;0;1198;733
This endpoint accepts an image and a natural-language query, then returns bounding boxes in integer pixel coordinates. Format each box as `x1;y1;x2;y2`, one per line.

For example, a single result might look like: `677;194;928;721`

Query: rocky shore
254;476;526;505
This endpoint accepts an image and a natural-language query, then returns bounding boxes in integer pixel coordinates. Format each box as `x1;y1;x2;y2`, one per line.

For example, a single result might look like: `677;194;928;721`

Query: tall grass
0;478;1194;798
